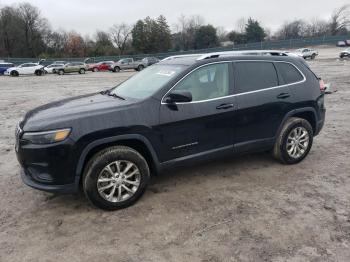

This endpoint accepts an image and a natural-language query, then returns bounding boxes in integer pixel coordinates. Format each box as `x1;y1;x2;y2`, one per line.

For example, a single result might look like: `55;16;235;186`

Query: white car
294;48;318;60
44;64;64;74
4;63;44;77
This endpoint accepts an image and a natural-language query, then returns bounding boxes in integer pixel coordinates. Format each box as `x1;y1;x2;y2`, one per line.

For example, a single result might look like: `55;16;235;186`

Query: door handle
277;93;290;99
216;103;234;110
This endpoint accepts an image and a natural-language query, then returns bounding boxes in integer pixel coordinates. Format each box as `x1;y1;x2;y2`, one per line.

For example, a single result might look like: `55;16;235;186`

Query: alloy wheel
97;160;141;203
286;126;310;159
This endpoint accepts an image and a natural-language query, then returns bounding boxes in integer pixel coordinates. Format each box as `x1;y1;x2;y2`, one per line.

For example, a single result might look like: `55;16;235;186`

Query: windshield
110;64;186;99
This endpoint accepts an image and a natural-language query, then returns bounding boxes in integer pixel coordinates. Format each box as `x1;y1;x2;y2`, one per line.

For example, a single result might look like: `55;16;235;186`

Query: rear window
275;62;304;84
234;61;278;93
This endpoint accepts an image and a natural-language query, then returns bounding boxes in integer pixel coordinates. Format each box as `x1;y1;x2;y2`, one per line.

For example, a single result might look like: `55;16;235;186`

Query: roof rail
161;54;204;61
196;50;292;60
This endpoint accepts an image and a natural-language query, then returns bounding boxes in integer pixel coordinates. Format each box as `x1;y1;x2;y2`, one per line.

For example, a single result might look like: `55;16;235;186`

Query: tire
137;65;144;71
311;54;316;60
79;68;85;74
35;70;42;76
273;117;313;165
113;66;120;73
83;146;150;210
10;71;19;77
93;68;98;72
58;69;64;75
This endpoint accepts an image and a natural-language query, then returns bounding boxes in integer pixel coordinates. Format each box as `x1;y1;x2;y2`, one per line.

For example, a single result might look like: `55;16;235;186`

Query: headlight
22;128;71;144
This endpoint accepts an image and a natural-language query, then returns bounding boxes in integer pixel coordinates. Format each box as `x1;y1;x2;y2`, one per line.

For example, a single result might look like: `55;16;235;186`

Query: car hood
22;92;137;131
6;66;19;71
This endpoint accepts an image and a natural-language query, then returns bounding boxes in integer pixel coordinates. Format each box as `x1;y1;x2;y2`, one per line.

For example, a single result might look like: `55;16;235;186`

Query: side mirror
165;90;192;104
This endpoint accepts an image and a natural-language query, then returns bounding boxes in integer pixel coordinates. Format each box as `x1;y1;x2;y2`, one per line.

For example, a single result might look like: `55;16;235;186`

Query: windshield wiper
100;90;125;100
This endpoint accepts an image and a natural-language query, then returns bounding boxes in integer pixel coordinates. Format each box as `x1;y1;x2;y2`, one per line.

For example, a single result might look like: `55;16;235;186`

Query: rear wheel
311;54;316;60
35;70;43;76
137;65;144;71
93;67;98;72
83;146;150;210
58;69;64;75
113;66;120;73
273;117;313;164
79;68;86;74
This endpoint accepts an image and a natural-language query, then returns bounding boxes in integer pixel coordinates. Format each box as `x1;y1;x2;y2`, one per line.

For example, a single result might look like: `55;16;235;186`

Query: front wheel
137;65;144;71
11;71;19;77
113;66;120;73
58;69;64;75
273;117;313;164
83;146;150;210
79;68;86;74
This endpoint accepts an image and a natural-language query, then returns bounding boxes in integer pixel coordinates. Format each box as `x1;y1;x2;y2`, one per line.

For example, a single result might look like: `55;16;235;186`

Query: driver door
158;62;236;163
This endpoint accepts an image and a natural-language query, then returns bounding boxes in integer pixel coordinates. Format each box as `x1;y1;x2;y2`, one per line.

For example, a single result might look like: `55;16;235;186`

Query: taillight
319;79;326;92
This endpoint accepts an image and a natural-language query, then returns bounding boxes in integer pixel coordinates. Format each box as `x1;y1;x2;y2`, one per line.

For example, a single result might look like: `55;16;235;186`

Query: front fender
75;134;161;181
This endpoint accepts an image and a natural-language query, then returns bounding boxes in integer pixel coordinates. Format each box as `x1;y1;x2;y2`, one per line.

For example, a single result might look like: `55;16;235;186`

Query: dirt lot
0;47;350;262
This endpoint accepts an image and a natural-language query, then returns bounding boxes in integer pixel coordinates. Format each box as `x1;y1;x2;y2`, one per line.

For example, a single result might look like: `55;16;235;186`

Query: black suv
16;53;326;210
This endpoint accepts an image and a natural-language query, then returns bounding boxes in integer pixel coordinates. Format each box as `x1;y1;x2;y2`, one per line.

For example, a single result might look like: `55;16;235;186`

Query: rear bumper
21;168;79;194
315;108;326;136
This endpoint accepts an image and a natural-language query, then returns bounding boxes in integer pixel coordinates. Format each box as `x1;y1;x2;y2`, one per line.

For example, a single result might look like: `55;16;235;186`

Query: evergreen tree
194;25;218;49
245;18;266;43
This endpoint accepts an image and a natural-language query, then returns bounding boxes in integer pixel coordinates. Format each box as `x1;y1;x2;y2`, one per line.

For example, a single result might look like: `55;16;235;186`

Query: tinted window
275;62;304;84
173;63;230;102
234;62;278;93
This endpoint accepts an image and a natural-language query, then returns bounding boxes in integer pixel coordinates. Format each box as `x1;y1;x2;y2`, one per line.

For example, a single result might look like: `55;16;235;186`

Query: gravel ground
0;47;349;262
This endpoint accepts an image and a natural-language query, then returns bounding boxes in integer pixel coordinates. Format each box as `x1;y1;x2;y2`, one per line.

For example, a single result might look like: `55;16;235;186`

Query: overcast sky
1;0;349;36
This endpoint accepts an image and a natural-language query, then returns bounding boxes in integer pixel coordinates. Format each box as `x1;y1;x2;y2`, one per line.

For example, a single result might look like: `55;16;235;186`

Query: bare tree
329;5;350;35
110;23;132;55
305;18;329;37
275;20;307;40
18;3;49;57
235;17;247;33
174;14;205;50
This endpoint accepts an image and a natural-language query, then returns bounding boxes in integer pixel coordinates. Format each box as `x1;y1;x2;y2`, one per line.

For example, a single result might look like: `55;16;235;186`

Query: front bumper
21;168;79;194
16;136;80;194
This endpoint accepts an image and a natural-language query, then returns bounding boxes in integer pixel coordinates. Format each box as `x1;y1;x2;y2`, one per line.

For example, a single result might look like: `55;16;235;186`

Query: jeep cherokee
15;52;326;210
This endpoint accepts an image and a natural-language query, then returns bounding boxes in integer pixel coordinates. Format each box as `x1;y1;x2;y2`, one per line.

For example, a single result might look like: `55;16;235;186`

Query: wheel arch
76;134;160;186
276;107;318;138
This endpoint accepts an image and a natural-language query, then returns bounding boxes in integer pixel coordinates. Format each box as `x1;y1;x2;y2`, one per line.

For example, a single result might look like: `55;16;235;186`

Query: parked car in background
44;64;64;74
4;63;44;76
339;48;350;58
53;61;66;65
295;48;318;59
142;57;160;66
16;52;325;210
337;41;347;47
55;62;88;75
109;58;147;72
88;61;114;72
0;62;14;75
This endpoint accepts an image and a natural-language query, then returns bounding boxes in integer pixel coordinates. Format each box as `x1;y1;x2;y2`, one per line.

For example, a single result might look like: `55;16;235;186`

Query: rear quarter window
234;61;278;93
275;62;304;84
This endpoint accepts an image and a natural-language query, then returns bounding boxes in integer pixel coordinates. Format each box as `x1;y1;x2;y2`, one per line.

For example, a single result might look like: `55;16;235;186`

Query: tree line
0;2;349;58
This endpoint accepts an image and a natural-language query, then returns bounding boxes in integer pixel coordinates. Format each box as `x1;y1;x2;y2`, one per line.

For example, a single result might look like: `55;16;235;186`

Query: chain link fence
1;34;349;65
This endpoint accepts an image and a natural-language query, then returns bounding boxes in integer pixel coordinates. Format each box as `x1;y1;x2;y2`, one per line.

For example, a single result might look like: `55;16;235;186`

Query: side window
275;62;304;84
234;62;278;93
173;63;230;102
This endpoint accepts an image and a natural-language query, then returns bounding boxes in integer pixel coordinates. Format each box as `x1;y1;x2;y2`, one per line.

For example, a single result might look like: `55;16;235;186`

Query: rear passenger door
232;61;294;151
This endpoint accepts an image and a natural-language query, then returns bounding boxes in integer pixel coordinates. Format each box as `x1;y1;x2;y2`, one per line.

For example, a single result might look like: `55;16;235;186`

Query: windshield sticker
156;70;176;77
